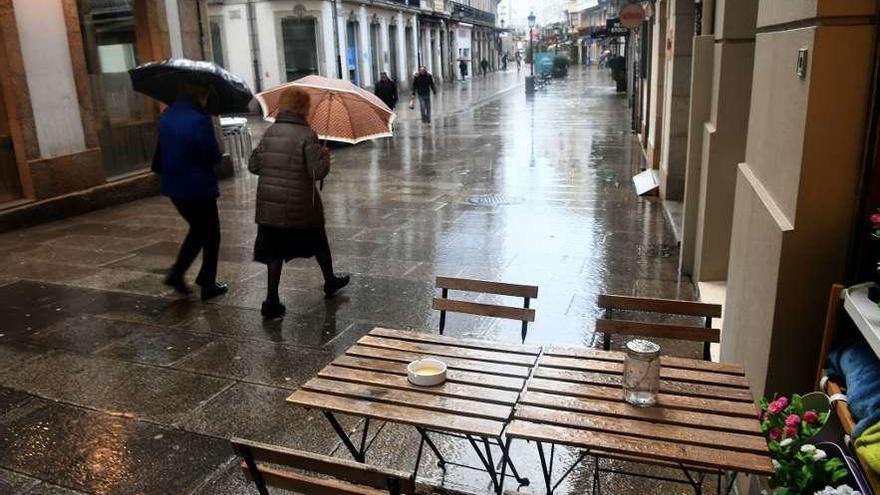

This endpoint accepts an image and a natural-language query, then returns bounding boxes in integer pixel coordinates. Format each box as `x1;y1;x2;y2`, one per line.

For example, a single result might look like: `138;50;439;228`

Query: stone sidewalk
0;67;701;495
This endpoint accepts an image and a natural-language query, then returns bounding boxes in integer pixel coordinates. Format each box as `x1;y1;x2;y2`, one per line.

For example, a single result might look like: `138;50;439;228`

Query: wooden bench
432;276;539;342
596;294;722;360
231;438;419;495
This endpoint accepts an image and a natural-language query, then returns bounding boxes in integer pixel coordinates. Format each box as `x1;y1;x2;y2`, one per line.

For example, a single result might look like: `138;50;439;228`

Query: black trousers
170;197;220;286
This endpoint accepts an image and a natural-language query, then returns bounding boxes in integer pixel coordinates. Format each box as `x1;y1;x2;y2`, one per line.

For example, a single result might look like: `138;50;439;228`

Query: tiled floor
0;67;707;494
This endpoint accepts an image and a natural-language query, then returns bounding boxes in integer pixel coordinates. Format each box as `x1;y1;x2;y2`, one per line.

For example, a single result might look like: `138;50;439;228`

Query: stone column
358;5;372;87
432;27;442;82
658;0;695;201
685;1;758;282
337;11;349;81
450;25;459;80
379;15;391;74
320;1;338;77
409;15;419;72
722;0;876;395
395;11;408;85
645;1;666;170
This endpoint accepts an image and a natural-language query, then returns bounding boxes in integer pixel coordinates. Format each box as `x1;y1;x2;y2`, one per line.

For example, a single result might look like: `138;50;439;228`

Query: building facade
0;0;210;229
206;0;503;90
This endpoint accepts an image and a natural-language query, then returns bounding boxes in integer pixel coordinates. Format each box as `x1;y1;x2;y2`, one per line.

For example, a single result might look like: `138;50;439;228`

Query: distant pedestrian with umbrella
249;87;350;319
373;72;398;110
129;58;253;300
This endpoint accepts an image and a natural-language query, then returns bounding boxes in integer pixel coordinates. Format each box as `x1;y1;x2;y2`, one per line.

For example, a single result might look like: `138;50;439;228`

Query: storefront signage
619;3;645;29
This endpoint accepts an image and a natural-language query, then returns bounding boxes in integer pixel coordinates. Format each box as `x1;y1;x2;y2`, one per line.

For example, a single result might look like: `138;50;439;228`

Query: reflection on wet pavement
0;67;705;494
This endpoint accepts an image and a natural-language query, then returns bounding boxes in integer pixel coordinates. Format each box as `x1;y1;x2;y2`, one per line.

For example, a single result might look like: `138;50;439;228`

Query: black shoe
164;273;191;295
200;282;228;301
261;300;286;319
324;274;350;298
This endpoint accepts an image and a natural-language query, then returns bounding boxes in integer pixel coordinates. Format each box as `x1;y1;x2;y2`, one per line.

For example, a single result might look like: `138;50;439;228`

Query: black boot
164;272;191;295
323;274;350;298
200;282;228;301
261;300;287;319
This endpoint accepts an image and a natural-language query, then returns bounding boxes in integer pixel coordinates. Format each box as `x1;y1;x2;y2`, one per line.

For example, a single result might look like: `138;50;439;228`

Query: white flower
800;444;817;453
814;485;861;495
772;459;781;470
812;449;828;461
780;438;793;447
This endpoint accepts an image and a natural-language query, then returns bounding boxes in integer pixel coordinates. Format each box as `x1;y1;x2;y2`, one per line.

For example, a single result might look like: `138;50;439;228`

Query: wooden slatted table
505;346;774;495
287;327;542;494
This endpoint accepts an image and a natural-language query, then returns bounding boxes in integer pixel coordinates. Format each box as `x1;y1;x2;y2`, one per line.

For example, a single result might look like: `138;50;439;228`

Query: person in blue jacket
159;80;228;300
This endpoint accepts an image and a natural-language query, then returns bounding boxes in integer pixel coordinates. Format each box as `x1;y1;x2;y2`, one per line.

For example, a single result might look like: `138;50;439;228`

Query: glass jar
623;339;661;407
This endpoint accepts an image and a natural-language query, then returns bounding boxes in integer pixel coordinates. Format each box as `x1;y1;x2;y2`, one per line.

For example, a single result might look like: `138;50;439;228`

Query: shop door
347;22;360;85
389;25;398;79
281;18;319;81
370;23;381;83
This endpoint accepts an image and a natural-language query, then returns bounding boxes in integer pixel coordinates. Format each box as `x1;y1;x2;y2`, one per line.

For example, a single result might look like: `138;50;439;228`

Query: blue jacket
158;101;222;199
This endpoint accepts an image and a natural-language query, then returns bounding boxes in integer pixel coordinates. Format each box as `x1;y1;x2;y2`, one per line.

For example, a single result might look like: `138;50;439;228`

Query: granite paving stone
0;68;708;494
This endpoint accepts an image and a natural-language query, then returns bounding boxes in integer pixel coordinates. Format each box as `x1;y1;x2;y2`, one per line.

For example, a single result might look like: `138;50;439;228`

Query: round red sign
619;3;646;29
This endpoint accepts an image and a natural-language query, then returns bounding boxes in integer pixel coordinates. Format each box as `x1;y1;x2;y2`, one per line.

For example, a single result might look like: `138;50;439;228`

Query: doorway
389;25;398;80
347;21;360;85
370;23;381;83
281;17;319;81
0;25;20;204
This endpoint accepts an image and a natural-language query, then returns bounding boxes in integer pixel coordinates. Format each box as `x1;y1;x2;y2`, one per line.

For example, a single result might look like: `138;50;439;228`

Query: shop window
210;19;225;68
281;17;318;81
370;23;381;83
346;21;360;85
78;0;157;179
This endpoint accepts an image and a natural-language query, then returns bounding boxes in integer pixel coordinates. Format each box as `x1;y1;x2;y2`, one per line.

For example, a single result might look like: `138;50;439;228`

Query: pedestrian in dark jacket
480;59;489;76
374;72;398;110
459;59;468;79
249;87;350;319
159;81;227;301
411;66;436;123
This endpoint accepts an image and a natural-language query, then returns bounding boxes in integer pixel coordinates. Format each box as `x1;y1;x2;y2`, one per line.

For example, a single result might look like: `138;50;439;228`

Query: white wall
14;0;86;158
210;4;256;91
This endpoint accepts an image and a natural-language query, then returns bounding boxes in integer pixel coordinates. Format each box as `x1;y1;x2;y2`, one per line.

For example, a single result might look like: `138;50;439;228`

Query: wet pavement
0;67;703;494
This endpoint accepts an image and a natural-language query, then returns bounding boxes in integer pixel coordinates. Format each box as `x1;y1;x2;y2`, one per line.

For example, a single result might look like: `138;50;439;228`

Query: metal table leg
324;412;371;462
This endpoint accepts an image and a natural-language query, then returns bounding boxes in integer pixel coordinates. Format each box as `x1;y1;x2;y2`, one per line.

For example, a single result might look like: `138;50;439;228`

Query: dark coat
158;101;222;200
374;78;398;109
249;113;330;229
411;73;436;96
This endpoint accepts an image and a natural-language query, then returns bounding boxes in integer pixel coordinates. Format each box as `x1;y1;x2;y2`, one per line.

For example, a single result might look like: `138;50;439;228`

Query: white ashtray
407;358;447;387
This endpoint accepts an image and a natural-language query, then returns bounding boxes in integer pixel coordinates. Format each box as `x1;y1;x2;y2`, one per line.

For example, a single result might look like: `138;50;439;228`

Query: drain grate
466;194;525;206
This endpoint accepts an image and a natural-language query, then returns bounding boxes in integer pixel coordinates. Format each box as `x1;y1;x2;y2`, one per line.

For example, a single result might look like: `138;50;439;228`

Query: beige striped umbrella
255;75;395;144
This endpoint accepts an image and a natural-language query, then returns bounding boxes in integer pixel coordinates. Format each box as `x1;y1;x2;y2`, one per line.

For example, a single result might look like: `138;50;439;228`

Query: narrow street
0;67;697;494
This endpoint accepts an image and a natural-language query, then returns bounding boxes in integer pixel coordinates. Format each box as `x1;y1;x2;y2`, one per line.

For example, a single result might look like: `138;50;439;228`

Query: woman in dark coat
249;87;349;319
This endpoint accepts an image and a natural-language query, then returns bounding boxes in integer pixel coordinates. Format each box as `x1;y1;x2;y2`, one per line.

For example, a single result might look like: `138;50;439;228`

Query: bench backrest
433;276;539;342
596;294;722;360
232;438;416;495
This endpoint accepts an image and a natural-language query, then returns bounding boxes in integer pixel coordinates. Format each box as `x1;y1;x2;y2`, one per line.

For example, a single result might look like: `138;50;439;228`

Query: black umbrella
128;58;253;115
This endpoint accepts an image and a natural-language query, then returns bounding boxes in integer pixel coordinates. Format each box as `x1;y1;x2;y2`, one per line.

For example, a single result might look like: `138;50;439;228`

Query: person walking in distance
480;58;489;76
515;52;522;72
374;72;398;110
411;65;436;123
459;59;468;79
248;87;350;319
160;80;227;301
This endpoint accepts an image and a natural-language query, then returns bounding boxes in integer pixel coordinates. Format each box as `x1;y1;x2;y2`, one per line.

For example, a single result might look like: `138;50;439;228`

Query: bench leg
415;427;447;469
240;446;271;495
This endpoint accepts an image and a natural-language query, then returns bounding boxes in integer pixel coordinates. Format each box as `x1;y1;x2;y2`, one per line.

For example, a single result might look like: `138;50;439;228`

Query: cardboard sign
619;3;646;29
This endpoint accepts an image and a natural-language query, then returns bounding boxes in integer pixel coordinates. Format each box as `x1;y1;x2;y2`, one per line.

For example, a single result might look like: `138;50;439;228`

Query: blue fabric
158;101;222;200
827;338;880;437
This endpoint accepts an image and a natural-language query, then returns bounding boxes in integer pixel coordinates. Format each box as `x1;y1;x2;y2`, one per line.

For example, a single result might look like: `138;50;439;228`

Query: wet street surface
0;67;702;494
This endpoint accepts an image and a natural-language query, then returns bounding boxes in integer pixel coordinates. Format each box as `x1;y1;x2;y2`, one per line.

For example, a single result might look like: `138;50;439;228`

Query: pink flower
768;399;786;415
768;428;782;440
785;426;798;438
804;410;819;424
871;212;880;225
785;414;801;427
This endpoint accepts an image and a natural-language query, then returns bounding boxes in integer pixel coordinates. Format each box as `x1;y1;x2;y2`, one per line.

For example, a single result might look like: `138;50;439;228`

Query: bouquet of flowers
759;394;851;494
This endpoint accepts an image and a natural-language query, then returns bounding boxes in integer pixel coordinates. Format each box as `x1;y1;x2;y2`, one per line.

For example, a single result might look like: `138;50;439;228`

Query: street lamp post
525;12;536;94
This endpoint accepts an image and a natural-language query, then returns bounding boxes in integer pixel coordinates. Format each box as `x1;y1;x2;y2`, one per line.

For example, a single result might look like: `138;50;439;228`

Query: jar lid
626;339;660;358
